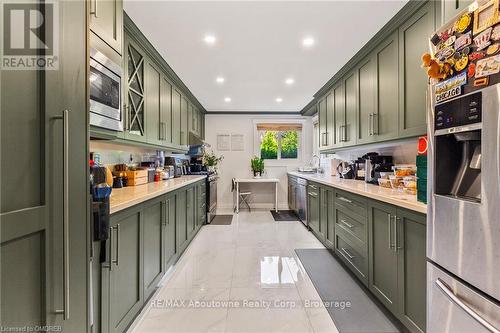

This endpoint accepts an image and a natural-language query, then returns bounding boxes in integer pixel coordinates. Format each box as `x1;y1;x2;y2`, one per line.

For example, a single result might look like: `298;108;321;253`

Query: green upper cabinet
332;83;344;149
180;97;189;145
373;31;399;142
145;61;162;146
318;97;328;148
123;37;147;142
442;0;473;23
90;0;123;55
160;76;173;144
172;88;182;145
356;57;377;145
398;1;435;138
343;71;357;146
326;91;336;148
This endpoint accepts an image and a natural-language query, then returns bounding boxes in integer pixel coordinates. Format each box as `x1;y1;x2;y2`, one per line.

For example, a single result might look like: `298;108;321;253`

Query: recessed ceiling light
276;97;283;103
302;37;315;47
216;76;225;84
224;97;231;102
204;35;216;44
285;78;295;85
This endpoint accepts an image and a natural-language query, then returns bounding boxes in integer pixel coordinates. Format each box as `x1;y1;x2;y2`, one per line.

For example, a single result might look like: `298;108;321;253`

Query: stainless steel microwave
89;48;123;131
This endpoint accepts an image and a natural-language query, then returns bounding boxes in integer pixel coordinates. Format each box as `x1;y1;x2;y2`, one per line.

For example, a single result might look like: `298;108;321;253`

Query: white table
234;178;280;213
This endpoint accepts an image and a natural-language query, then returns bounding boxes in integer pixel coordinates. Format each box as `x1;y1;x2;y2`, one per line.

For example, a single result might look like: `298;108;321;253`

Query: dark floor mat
295;248;400;333
270;210;299;221
210;215;233;225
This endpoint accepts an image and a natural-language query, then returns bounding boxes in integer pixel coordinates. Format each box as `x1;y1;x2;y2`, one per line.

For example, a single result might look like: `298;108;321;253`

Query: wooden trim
256;123;303;131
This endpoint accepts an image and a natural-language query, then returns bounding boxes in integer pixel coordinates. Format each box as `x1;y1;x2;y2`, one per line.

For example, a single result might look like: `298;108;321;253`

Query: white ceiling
124;1;408;113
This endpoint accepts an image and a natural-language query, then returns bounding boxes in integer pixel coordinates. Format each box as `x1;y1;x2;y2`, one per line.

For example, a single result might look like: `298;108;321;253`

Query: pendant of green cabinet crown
123;37;147;142
103;206;143;333
1;2;88;331
143;196;165;300
89;0;123;55
398;1;435;138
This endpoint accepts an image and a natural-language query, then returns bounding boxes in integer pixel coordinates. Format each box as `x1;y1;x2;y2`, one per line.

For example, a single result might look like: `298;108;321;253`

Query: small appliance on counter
90;164;111;263
165;156;183;178
364;153;393;184
353;158;366;180
336;161;355;179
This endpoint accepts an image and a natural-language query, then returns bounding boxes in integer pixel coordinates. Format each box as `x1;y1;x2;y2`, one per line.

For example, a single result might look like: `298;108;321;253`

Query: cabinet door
318;98;328;147
356;57;376;144
124;39;147;142
145;61;161;146
164;194;177;268
399;2;435;138
186;186;196;240
106;208;143;333
172;88;182;145
90;0;123;54
307;185;320;235
143;198;164;300
326;92;335;148
160;76;173;144
333;83;345;148
442;0;473;23
343;71;357;146
397;209;426;333
317;187;328;243
176;189;188;253
373;32;399;142
180;97;189;145
368;200;399;313
325;189;335;249
1;2;87;330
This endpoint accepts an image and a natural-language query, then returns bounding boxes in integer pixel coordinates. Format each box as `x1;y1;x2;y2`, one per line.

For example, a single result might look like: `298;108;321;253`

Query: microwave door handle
435;279;500;333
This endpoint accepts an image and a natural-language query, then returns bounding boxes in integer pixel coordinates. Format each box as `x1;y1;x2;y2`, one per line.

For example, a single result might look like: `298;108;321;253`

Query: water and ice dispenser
433;92;482;202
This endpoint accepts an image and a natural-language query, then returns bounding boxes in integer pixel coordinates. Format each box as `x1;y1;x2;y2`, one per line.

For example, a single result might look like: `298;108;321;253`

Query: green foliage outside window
259;130;298;160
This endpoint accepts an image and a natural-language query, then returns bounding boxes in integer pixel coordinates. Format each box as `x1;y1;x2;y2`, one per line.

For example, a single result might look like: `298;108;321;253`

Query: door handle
340;219;354;229
53;109;70;320
341;247;355;260
388;214;393;250
372;113;378;135
369;114;373;136
394;216;402;250
338;196;352;204
435;279;500;333
107;226;114;271
115;224;120;267
90;0;98;17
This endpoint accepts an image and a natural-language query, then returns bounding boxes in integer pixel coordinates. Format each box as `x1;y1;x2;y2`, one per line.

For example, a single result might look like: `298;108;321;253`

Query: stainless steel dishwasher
296;177;307;226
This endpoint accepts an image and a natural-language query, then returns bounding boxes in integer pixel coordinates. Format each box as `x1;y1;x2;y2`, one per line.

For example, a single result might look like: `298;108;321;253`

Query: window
257;123;301;160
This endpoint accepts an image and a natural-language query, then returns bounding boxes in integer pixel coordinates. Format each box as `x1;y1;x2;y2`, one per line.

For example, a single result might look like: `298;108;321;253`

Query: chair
232;178;252;212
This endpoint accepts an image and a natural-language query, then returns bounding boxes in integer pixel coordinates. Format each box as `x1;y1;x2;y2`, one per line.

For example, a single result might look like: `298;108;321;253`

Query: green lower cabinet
143;197;165;300
103;206;143;333
196;181;207;228
164;194;177;269
186;186;196;240
176;189;189;254
324;189;335;249
307;183;321;237
368;200;426;333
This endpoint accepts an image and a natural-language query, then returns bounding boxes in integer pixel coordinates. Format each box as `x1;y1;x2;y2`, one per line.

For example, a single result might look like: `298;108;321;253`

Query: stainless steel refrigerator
427;5;500;332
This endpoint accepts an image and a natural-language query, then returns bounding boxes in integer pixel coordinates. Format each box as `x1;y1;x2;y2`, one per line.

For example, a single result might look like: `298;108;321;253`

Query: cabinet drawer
335;190;367;218
336;209;366;244
335;231;368;284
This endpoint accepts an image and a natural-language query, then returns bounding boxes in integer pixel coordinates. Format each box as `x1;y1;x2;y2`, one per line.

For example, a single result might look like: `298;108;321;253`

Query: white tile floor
130;210;339;333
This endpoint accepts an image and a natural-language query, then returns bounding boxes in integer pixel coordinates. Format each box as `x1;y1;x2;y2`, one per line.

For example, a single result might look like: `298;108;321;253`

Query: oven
89;48;123;131
207;174;218;223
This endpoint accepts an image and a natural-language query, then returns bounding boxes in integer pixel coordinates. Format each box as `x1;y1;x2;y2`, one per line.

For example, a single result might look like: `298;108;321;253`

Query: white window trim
253;118;306;166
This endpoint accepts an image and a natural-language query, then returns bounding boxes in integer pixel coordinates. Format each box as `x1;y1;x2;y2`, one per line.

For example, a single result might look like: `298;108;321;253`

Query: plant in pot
251;156;264;178
202;150;224;173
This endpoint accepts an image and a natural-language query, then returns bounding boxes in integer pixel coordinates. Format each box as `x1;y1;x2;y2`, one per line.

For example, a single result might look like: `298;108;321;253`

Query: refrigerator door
427;84;500;301
427;262;500;333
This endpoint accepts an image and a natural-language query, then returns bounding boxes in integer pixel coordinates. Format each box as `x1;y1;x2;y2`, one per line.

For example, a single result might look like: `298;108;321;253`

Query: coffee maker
364;153;393;184
165;156;182;178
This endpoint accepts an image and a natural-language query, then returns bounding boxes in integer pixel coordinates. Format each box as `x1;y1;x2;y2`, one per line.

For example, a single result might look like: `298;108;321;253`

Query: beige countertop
109;175;206;214
288;171;427;214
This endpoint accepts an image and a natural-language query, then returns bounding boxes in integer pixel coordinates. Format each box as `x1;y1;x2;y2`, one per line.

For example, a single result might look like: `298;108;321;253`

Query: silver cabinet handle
372;113;378;135
435;279;500;333
369;114;373;136
341;219;354;229
163;201;169;226
388;214;393;250
90;0;98;17
341;247;355;260
53;109;70;320
307;192;318;197
108;226;114;271
309;184;317;190
394;216;402;250
338;196;352;204
115;224;120;267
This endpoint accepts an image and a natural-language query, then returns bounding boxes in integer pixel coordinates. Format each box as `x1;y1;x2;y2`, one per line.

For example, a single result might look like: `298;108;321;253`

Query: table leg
236;182;240;214
275;182;278;212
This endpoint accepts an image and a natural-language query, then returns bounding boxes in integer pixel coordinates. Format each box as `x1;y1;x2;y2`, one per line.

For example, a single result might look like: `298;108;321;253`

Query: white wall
205;114;314;210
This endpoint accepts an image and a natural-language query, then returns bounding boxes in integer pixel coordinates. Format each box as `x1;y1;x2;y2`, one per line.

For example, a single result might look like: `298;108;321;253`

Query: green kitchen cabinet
1;2;88;331
356;57;377;145
160;76;173;144
176;189;188;254
164;193;178;268
398;1;435;138
326;91;336;148
307;183;321;238
332;83;344;148
89;0;123;55
186;186;196;240
442;0;473;23
172;88;182;145
103;206;143;333
143;196;165;300
197;181;207;227
318;97;328;148
181;97;189;145
372;32;400;142
145;61;162;146
368;200;399;313
323;187;335;249
343;71;357;146
124;37;147;143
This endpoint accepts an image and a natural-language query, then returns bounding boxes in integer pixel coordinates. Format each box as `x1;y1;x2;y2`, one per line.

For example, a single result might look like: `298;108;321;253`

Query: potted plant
251;156;264;178
202;150;224;173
